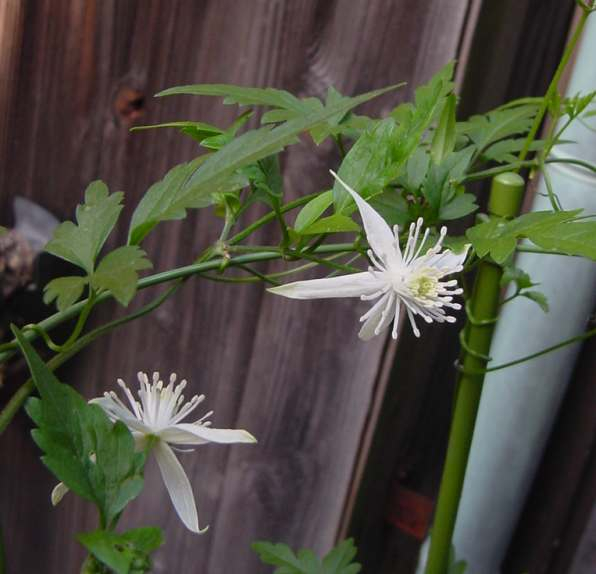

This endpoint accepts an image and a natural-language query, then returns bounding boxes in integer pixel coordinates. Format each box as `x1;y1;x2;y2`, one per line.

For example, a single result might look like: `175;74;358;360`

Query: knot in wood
114;87;145;125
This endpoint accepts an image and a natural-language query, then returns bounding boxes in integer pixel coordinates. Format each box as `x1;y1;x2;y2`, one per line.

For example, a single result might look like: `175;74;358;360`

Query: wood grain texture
0;1;472;573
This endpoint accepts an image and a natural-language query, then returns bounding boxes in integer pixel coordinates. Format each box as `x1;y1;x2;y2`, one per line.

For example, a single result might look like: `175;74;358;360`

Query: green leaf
483;138;546;163
0;225;7;235
466;210;581;263
45;181;123;273
252;542;309;573
404;148;431;192
13;326;145;527
156;83;400;145
443;235;470;254
422;147;475;216
528;220;596;260
252;539;361;574
322;539;361;574
78;528;163;574
563;90;596;120
500;266;534;289
391;61;454;124
439;193;478;221
294;191;334;232
521;290;549;312
458;104;538;154
431;93;456;164
368;190;410;227
130;120;223;144
156;84;304;110
333;118;400;212
129;84;401;244
300;214;360;235
90;246;152;306
334;63;454;212
43;276;88;311
127;156;208;245
200;110;253;150
242;154;284;208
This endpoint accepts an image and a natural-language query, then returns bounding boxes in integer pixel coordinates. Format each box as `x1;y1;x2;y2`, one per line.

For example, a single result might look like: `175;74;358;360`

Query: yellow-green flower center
407;273;438;300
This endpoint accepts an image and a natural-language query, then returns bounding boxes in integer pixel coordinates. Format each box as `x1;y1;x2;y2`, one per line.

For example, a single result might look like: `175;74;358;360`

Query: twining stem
0;244;358;432
0;284;180;435
516;8;591;166
459;157;596;184
458;325;596;375
227;191;319;246
24;289;97;353
424;173;525;574
0;244;355;364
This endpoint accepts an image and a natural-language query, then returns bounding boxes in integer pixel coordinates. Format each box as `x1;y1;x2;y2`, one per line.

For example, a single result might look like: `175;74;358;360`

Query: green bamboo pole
424;172;525;574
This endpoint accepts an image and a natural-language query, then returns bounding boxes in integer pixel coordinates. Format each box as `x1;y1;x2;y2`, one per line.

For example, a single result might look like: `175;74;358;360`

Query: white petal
90;398;153;434
51;482;69;506
268;272;383;300
358;293;397;340
160;424;257;446
154;442;208;534
428;244;470;272
331;170;400;266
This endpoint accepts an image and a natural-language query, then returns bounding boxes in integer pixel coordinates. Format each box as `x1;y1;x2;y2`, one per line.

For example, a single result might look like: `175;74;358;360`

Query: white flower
269;171;469;340
53;372;256;534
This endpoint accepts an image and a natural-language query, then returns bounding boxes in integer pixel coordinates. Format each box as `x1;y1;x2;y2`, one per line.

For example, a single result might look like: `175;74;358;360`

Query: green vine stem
0;244;361;432
424;173;525;574
459;157;596;184
0;244;355;364
516;7;592;166
0;283;180;435
456;324;596;375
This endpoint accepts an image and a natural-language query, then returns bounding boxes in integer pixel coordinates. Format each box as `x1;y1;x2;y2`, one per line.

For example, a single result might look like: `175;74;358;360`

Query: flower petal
268;272;382;300
90;397;152;434
428;244;470;272
331;170;400;265
51;482;69;506
153;442;208;534
358;292;397;340
161;424;257;446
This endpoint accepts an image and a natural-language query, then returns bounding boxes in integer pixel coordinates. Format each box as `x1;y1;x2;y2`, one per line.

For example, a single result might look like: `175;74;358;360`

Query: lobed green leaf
78;527;163;574
528;220;596;260
90;246;152;306
333;118;400;213
520;290;550;312
252;539;361;574
129;84;402;244
13;326;146;528
43;276;88;311
45;181;123;274
466;210;582;263
334;62;455;213
458;104;538;156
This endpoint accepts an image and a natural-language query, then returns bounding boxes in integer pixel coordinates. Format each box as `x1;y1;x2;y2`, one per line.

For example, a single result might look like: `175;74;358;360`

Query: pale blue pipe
452;14;596;574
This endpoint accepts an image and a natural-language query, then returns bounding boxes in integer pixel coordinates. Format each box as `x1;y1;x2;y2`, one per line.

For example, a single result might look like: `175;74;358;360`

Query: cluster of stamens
99;372;213;432
361;218;465;338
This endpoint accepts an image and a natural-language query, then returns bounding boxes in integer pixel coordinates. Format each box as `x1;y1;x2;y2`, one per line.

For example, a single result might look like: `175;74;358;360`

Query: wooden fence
0;1;591;574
